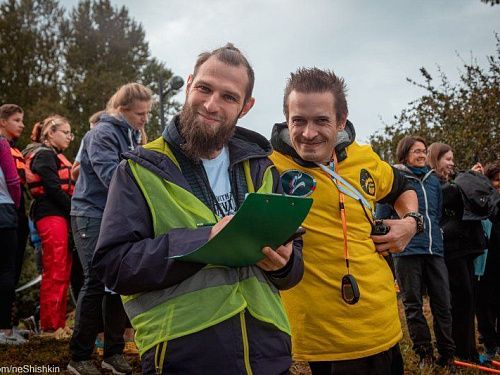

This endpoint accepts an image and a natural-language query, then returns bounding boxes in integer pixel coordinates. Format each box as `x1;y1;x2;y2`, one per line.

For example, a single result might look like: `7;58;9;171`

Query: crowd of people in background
0;89;151;374
0;43;499;375
377;138;500;370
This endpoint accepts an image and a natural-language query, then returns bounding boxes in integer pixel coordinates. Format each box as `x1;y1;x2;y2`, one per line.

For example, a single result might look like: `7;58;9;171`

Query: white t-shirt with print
202;146;236;217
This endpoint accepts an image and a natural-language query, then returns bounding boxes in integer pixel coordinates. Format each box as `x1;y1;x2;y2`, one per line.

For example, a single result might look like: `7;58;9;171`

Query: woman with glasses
25;115;74;332
377;136;455;370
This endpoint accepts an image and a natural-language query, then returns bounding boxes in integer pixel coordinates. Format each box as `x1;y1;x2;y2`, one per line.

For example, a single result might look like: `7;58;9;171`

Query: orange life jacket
25;147;74;198
10;146;26;184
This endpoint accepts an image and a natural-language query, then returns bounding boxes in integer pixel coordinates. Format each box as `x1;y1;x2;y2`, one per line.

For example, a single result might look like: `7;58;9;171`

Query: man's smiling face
287;90;345;163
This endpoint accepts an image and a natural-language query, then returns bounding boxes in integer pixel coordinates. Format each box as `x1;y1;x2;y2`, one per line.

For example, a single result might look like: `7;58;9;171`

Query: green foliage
0;0;179;157
370;35;500;170
61;0;149;155
481;0;500;5
0;0;66;146
141;57;182;140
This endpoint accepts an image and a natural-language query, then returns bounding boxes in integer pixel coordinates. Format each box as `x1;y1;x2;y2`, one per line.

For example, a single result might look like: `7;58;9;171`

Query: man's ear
337;115;347;130
185;74;194;95
239;97;255;118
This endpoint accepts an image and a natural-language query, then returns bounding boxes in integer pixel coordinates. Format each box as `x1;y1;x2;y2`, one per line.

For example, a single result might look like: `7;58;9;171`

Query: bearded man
93;43;304;375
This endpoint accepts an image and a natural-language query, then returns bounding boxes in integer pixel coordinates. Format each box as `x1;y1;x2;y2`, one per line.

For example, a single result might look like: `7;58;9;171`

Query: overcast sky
62;0;499;142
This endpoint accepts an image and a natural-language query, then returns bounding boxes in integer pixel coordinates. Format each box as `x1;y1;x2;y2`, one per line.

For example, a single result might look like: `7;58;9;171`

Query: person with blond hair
68;83;152;375
24;115;75;333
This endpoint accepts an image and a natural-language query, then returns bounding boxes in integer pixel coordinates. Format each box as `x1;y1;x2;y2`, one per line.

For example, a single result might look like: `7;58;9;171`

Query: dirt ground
0;298;493;374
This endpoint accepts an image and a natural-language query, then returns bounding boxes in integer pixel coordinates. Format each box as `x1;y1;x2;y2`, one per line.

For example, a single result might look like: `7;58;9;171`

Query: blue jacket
70;114;142;218
376;165;444;257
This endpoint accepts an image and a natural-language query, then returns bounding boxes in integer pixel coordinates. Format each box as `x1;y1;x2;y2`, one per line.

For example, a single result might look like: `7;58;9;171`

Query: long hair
427;142;453;170
106;83;152;113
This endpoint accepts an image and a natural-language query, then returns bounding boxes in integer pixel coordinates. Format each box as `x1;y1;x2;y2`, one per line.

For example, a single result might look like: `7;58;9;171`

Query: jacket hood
394;164;437;182
270;119;356;165
98;113;142;151
393;164;411;173
161;115;272;166
99;113;129;129
454;170;500;220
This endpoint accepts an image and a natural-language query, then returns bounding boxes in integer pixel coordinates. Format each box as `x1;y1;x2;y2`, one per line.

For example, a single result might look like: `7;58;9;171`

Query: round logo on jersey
280;170;316;197
360;169;375;196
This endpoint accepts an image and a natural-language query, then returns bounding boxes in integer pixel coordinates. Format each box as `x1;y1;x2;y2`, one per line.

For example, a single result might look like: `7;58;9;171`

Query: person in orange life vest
26;115;75;331
0;104;29;295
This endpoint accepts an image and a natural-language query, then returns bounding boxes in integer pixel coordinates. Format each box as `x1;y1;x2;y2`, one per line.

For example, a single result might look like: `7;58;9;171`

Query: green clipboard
172;193;313;267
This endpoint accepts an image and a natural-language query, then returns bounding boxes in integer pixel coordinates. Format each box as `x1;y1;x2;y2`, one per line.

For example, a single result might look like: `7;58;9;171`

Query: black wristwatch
403;211;425;234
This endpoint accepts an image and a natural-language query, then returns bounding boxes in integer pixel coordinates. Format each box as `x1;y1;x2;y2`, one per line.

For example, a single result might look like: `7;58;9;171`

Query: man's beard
179;104;237;160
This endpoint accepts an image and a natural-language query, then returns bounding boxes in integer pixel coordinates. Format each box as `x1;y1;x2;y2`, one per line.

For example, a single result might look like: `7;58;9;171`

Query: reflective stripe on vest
124;265;278;320
124;137;290;356
11;147;26;184
25;147;74;197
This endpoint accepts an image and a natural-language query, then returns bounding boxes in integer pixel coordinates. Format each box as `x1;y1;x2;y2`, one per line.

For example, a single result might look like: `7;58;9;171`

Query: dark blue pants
69;216;127;361
309;344;404;375
394;255;455;359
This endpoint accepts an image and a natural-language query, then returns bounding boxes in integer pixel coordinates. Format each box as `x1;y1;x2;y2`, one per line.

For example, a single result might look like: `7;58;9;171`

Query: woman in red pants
25;115;74;332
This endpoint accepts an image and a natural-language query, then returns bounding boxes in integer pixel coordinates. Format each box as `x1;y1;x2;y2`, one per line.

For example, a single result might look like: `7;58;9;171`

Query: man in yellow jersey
270;67;423;375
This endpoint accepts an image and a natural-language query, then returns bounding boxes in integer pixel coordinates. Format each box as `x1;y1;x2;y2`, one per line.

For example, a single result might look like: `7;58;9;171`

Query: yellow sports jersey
270;142;402;361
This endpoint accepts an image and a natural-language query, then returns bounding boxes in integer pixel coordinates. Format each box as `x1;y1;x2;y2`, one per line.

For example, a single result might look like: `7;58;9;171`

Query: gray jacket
71;114;142;218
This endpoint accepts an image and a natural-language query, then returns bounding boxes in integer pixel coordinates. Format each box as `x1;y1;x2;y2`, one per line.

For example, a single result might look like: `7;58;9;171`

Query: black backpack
454;170;500;220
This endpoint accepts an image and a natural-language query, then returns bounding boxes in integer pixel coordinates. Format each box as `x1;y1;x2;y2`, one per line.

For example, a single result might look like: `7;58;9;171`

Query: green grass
0;299;491;375
1;268;493;375
290;297;489;374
